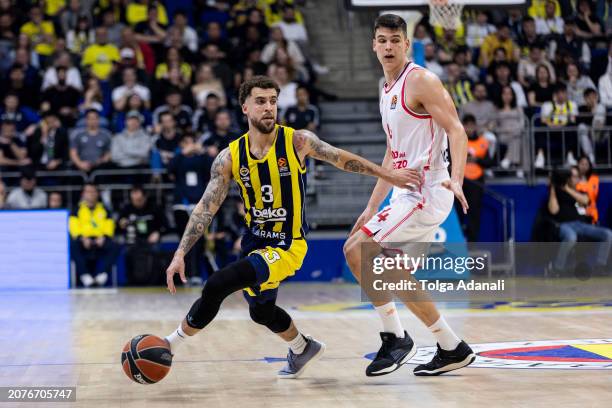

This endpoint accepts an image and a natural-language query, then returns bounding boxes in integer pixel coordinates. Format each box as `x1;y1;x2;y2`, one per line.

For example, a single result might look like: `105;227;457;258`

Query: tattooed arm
293;129;421;189
166;148;232;293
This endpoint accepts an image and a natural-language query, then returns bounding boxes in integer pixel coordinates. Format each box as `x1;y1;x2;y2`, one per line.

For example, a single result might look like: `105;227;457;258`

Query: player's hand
166;254;187;294
349;206;377;237
442;179;469;214
386;168;422;191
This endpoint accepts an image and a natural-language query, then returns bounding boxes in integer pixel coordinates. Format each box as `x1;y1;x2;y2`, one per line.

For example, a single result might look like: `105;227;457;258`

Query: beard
250;116;276;133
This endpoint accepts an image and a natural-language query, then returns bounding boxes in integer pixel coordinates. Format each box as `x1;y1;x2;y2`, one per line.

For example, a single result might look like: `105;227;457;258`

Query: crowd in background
0;0;325;287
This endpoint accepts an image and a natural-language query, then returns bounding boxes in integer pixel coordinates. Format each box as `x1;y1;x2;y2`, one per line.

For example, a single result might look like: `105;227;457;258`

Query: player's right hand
349;206;377;237
387;168;422;190
166;255;187;294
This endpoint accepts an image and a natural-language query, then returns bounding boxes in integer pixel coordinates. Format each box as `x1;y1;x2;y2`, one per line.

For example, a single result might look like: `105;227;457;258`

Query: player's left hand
442;179;469;214
386;168;422;190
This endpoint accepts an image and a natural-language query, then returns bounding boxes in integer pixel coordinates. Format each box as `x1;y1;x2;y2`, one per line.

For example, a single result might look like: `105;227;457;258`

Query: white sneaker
566;151;577;166
95;272;108;286
500;157;511;169
80;273;95;287
534;151;545;169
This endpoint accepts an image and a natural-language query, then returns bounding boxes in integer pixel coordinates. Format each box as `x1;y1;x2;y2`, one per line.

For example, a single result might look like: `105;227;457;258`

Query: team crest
239;167;249;177
390;95;398;110
366;339;612;370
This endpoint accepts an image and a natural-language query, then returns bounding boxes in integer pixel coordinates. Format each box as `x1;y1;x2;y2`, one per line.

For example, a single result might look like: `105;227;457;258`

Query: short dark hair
462;114;477;124
373;14;407;37
554;83;567;93
238;76;280;106
583;87;597;98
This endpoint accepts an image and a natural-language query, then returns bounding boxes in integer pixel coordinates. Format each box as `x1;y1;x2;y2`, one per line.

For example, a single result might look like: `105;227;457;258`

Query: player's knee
249;304;273;326
343;239;359;262
201;272;226;302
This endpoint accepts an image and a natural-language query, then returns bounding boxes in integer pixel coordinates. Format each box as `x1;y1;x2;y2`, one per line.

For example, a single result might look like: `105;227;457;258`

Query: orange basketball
121;334;172;384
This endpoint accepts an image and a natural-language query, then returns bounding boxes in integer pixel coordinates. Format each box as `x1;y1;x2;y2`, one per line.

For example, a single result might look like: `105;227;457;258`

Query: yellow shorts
243;238;308;297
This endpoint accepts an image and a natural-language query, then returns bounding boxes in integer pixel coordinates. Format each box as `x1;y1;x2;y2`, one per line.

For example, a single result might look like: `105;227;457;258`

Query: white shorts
362;176;454;248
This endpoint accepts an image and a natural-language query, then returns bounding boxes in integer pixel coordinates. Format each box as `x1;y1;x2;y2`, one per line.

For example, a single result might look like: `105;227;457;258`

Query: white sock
428;316;461;350
288;333;307;354
165;324;188;354
374;303;405;338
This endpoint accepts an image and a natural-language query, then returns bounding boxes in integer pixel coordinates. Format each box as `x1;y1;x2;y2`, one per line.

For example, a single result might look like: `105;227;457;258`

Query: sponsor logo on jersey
251;207;288;223
390;95;398;110
383;339;612;370
239;166;251;184
251;228;287;240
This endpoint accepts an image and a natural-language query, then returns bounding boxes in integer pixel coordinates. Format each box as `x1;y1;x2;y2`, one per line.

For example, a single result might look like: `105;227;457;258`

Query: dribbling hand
166;255;187;294
349;206;377;237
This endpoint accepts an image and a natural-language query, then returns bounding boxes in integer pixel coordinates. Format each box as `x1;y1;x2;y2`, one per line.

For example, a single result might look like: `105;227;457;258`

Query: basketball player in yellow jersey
164;76;422;379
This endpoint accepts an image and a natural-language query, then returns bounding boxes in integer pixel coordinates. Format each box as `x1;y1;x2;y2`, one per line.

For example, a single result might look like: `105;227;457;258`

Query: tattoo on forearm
299;130;340;163
177;149;230;255
343;159;371;174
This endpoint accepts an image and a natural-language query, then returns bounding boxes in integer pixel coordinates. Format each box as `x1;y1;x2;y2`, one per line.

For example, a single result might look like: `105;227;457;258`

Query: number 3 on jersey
261;185;273;203
263;250;281;264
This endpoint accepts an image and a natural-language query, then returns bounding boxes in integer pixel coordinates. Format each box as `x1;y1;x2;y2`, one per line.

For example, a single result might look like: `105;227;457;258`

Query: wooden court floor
1;283;611;408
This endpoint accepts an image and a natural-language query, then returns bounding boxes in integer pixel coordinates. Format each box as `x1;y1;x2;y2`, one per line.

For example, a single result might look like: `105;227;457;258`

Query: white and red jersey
380;61;450;201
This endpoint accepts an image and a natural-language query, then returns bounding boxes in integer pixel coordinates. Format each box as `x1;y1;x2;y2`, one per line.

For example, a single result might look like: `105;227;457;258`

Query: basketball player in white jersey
343;14;475;376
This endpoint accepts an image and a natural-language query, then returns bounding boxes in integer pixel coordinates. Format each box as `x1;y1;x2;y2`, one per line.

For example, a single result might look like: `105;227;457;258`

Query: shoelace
286;350;297;372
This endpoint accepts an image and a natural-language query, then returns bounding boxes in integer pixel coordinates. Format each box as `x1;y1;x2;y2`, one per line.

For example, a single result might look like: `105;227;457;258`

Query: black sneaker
413;341;475;376
366;331;416;377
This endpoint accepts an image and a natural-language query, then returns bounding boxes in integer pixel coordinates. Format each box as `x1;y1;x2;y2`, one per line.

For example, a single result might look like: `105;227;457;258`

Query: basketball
121;334;172;384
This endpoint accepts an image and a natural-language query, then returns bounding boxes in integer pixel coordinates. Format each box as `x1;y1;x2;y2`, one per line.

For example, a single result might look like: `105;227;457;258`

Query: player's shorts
243;238;308;302
362;170;453;249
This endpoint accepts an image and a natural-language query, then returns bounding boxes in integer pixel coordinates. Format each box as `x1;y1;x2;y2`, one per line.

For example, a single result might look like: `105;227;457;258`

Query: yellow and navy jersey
229;125;308;250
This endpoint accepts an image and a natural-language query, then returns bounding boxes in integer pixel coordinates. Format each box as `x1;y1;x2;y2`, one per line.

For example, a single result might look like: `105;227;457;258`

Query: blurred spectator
496;86;525;174
547;167;611;275
274;5;308;47
100;7;126;46
461;114;492;241
67;15;95;56
435;28;465;64
60;1;89;34
576;155;599;224
42;51;83;91
48;191;63;209
19;5;56;62
193;93;221;133
461;83;497;157
598;46;612;107
26;111;69;171
283;86;319;132
5;167;47;209
12;47;40;88
198;43;233;88
261;26;304;66
577;88;606;163
127;0;168;27
112;93;153;133
453;46;479;83
0;93;39;133
69;109;112;173
151;111;182;171
134;4;167;51
192;63;226;107
535;0;564;35
169;133;214;284
41;67;81;127
82;27;120;81
549;18;590;68
153;65;193;108
120;26;155;75
202;21;232;56
517;44;556;88
412;23;432;48
171;10;198;53
0;120;29;170
117;185;165;285
69;183;118;287
574;0;604;40
444;62;474;108
152;87;193;132
201;109;240;157
78;77;111;120
155;46;192;82
466;10;495;50
487;61;527;108
479;23;518;68
564;62;596;105
517;17;543;56
2;65;39;109
423;43;444;78
537;83;579;167
528;64;555;107
111;66;151;111
111;110;152;169
273;64;298;116
164;25;195;64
